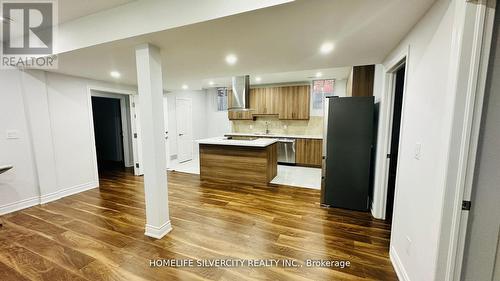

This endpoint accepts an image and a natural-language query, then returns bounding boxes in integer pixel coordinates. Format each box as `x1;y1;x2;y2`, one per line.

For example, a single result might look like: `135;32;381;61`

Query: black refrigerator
321;96;375;211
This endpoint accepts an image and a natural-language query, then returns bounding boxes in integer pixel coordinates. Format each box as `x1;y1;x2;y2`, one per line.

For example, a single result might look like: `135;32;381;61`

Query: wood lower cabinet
296;139;323;167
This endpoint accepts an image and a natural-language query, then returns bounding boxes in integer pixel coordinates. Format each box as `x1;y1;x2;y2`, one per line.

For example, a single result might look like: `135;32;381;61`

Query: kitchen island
197;137;278;185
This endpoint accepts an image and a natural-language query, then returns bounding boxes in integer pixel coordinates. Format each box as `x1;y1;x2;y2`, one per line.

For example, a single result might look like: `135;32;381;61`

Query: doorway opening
91;96;125;171
386;63;406;223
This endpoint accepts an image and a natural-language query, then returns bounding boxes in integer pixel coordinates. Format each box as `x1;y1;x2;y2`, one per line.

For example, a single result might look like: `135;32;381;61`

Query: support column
135;44;171;238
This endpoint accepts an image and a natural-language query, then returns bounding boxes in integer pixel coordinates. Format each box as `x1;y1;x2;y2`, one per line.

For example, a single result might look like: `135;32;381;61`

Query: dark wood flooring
0;169;397;281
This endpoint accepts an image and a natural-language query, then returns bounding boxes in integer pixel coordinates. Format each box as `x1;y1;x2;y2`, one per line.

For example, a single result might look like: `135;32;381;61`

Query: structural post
135;43;171;238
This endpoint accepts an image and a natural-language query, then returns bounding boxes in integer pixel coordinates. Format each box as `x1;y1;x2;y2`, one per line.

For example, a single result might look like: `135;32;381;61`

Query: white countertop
225;133;323;140
197;137;278;147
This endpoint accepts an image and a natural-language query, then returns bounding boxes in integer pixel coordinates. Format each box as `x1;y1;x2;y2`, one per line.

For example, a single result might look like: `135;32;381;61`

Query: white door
130;95;144;175
176;98;193;163
163;96;170;169
461;10;500;280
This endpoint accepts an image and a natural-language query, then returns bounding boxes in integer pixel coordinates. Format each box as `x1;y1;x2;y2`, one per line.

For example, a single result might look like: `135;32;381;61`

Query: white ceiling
58;0;137;23
200;67;352;89
51;0;436;90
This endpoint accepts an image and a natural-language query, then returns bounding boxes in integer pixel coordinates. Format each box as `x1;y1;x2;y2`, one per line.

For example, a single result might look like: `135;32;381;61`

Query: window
312;79;335;109
216;87;228;111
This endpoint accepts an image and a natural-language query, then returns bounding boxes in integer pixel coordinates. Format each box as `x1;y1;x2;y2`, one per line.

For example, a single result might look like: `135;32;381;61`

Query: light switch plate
415;143;422;160
6;130;19;139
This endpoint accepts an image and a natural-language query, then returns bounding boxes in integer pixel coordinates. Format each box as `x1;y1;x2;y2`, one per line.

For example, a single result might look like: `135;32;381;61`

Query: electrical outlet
6;130;19;139
405;236;412;255
249;125;253;129
414;143;422;160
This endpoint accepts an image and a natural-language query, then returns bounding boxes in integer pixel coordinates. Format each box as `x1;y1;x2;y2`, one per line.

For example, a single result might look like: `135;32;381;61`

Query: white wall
205;88;232;138
45;72;99;192
0;69;137;214
0;69;40;213
376;1;462;280
373;64;384;102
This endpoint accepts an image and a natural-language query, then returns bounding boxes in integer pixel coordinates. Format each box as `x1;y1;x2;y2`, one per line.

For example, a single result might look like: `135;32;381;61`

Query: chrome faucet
265;121;270;135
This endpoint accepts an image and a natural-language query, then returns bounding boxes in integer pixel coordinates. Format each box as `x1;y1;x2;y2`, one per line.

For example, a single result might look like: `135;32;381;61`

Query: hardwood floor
0;169;397;281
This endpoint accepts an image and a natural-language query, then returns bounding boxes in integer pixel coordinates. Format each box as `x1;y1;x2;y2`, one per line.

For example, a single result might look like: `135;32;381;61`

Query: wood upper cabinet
251;87;278;115
228;85;310;120
227;89;252;120
296;138;323;167
277;85;310;120
347;65;375;97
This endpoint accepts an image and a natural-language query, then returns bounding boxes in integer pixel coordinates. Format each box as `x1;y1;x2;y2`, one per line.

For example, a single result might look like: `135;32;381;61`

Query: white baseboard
59;181;99;199
0;196;40;215
40;181;98;204
1;181;99;215
145;221;172;239
390;246;411;281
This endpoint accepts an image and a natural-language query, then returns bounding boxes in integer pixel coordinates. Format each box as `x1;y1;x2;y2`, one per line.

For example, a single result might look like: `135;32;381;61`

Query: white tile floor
271;165;321;189
168;155;321;189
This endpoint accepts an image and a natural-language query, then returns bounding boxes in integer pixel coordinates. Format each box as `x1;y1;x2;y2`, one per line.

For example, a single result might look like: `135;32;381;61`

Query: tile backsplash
232;116;323;136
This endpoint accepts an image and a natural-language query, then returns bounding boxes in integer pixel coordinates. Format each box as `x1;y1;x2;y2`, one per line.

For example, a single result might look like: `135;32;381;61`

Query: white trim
145;221;172;239
90;90;134;167
0;181;98;215
86;86;100;185
130;95;144;176
40;181;98;204
372;45;410;220
0;196;40;216
438;1;496;280
86;85;139;178
175;97;194;163
390;246;411;281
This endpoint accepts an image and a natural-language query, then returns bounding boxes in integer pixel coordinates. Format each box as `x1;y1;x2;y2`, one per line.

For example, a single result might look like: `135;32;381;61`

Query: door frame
372;46;410;221
436;1;497;280
90;91;133;167
163;94;170;169
175;97;193;163
86;85;139;177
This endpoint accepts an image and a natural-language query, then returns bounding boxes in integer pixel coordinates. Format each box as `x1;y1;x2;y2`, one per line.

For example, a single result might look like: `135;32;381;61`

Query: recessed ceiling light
320;42;334;54
182;84;188;90
225;54;238;65
315;72;323;78
255;77;262;82
110;71;121;78
208;81;215;86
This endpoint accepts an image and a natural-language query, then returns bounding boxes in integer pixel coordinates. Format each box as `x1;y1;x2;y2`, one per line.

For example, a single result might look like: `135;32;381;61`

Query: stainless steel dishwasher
277;138;296;164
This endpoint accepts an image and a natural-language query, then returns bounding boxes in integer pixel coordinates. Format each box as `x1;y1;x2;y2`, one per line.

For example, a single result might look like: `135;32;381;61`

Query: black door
386;65;406;222
91;97;124;170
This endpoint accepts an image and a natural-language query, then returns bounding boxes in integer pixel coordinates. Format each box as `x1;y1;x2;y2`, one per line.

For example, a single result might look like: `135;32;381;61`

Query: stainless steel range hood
228;75;250;111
